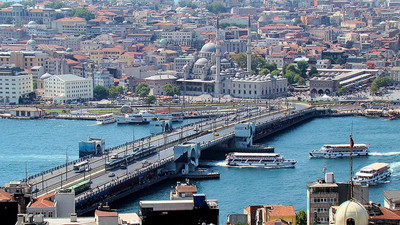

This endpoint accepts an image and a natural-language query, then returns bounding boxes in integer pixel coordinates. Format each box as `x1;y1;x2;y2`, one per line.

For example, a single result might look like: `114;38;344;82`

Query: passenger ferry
115;113;144;124
309;144;369;158
96;113;116;125
225;152;296;168
353;163;391;185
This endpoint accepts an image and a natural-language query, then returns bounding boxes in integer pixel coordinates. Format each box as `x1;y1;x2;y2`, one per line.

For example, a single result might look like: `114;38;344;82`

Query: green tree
286;64;300;74
93;85;108;100
108;86;123;98
33;80;37;89
231;53;247;69
293;18;302;26
297;60;309;78
144;95;156;105
296;210;307;225
297;76;306;85
16;20;27;27
337;87;347;95
54;12;65;20
48;1;67;9
21;1;35;7
371;77;393;93
260;68;270;76
308;66;319;77
162;84;174;96
220;22;247;29
271;69;280;76
206;1;227;14
0;2;11;8
5;17;13;24
345;41;354;49
284;70;299;84
72;8;95;21
135;83;150;97
172;86;180;95
335;57;346;65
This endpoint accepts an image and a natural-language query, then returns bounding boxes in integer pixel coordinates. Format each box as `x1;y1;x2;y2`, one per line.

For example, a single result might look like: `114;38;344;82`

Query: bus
106;157;128;171
67;180;91;195
73;160;90;173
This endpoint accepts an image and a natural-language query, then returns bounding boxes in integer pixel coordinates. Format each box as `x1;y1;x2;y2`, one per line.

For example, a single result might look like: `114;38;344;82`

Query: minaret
246;16;252;74
215;17;221;96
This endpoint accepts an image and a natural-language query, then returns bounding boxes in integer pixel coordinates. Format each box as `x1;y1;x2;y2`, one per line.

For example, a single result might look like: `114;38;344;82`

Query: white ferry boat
96;113;116;125
309;144;369;158
115;113;144;124
353;163;391;185
225;152;296;168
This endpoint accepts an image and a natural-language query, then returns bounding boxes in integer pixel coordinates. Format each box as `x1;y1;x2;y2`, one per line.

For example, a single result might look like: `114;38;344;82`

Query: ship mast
350;122;354;199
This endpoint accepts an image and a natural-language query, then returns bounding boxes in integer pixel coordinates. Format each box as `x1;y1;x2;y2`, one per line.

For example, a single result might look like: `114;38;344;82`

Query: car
108;172;115;177
214;132;219;136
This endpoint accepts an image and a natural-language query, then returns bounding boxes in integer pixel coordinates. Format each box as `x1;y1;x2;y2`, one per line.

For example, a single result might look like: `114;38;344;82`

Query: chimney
70;213;78;222
16;214;25;225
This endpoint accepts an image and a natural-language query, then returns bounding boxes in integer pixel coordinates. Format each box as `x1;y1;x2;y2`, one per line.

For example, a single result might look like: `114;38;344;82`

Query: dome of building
335;200;369;225
66;48;73;52
159;39;167;45
221;58;229;63
200;42;216;53
194;58;208;65
120;105;133;114
258;15;268;23
27;39;36;46
27;21;37;28
40;73;52;80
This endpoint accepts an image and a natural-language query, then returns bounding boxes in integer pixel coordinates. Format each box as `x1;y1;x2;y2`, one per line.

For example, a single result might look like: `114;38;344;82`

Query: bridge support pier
173;142;201;175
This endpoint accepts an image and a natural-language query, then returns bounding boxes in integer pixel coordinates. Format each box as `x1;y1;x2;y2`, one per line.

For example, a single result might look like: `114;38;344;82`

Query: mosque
176;17;287;99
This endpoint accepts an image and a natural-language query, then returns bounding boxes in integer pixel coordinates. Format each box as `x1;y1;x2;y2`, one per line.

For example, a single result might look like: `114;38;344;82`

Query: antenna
350;121;354;199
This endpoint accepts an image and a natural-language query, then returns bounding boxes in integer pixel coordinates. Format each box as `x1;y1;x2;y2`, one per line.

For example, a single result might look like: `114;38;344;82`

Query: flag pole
350;122;354;199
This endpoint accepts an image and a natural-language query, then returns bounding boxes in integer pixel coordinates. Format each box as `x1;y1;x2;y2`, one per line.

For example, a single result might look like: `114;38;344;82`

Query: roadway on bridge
28;103;308;198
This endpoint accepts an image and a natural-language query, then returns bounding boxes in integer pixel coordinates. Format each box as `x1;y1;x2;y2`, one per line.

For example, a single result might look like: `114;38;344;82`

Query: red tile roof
0;189;12;201
54;17;86;23
265;205;296;217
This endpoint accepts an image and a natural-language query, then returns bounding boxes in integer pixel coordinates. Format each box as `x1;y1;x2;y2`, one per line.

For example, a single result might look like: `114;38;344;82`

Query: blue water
0;118;200;185
113;117;400;223
1;116;400;224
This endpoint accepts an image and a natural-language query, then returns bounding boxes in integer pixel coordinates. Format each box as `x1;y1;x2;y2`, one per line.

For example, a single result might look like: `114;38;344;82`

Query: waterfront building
307;172;369;225
145;74;177;96
9;107;45;119
139;194;219;225
384;191;400;210
26;190;75;218
0;65;33;104
43;74;93;104
93;70;114;88
243;204;297;225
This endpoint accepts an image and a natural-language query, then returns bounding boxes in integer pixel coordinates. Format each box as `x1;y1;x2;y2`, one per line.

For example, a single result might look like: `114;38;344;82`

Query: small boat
309;144;369;158
115;113;145;124
225;152;296;168
96;113;115;125
353;163;391;185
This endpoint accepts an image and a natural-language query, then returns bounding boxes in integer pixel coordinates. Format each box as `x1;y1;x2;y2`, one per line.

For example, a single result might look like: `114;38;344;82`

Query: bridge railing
199;132;235;150
76;156;174;203
255;108;316;131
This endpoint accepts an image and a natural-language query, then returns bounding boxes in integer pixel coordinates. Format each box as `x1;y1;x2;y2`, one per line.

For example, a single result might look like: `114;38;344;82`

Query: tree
162;84;174;96
271;69;280;76
297;76;306;85
144;95;156;105
172;86;180;95
220;22;246;29
260;68;270;76
345;41;354;49
284;70;299;84
337;87;347;95
33;80;37;89
308;66;318;77
21;1;35;7
72;8;95;21
5;17;13;24
54;12;65;20
206;1;227;14
93;85;108;100
135;83;150;97
108;86;123;98
296;210;307;225
297;60;309;78
371;77;393;93
335;57;346;65
293;18;302;26
16;20;27;27
0;2;11;8
48;1;67;9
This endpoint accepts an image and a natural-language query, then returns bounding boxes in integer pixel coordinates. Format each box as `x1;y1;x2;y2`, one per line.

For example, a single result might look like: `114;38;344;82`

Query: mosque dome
200;42;216;53
27;39;36;46
121;105;133;114
27;21;37;28
159;39;167;45
40;73;52;80
195;58;208;65
66;48;73;52
335;200;369;225
221;58;229;63
258;15;268;23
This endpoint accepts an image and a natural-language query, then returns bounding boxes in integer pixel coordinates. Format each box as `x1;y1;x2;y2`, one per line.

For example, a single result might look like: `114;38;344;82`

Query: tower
215;17;221;96
247;16;252;74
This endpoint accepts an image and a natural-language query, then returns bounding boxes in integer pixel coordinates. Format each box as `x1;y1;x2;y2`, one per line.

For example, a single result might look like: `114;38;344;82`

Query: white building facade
44;74;93;103
0;66;33;104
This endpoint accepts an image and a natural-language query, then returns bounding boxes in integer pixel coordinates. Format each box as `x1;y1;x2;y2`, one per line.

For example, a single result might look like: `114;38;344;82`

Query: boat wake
198;160;227;167
389;162;400;176
370;152;400;156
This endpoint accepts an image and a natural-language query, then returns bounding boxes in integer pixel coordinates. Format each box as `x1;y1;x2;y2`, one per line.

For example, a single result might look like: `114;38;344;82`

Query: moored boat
225;152;296;168
309;144;369;158
353;163;391;185
115;113;145;124
96;113;115;125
